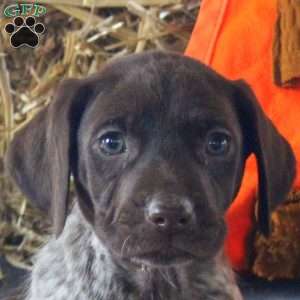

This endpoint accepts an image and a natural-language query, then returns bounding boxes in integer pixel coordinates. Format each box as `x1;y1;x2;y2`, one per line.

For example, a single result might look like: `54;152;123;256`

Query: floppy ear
233;80;296;235
6;78;93;236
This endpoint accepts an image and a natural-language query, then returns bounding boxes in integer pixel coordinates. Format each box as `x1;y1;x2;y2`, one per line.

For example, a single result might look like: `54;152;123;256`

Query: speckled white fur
26;206;134;300
25;205;243;300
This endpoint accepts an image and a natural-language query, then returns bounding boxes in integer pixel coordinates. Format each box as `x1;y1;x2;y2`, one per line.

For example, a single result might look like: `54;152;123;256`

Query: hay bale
0;0;200;271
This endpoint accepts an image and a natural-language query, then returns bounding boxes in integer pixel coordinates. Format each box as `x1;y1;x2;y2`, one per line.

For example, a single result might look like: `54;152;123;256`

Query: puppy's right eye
205;131;231;156
98;131;126;156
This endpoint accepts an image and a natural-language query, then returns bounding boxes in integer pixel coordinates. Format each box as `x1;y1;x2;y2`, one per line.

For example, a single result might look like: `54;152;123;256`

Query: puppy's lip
129;248;194;267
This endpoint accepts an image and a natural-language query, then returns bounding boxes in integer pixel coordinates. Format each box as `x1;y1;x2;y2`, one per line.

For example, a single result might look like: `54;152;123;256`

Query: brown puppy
6;51;295;300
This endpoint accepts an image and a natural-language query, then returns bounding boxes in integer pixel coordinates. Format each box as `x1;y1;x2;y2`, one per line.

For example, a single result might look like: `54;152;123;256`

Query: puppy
6;51;295;300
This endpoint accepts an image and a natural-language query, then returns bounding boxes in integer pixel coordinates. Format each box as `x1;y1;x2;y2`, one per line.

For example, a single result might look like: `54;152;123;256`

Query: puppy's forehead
84;52;237;129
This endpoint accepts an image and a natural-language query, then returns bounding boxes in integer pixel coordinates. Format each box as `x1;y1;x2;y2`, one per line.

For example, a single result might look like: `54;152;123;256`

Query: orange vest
185;0;300;271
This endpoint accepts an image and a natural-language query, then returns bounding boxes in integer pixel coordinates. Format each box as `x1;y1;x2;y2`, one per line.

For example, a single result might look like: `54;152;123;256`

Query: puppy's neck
131;265;186;300
73;206;189;299
28;205;240;300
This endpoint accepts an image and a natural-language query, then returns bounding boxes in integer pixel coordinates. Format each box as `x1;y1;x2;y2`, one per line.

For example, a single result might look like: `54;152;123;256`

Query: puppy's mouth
129;247;194;267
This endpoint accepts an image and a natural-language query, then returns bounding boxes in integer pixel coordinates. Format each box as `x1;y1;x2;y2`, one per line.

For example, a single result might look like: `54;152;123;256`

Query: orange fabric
185;0;300;271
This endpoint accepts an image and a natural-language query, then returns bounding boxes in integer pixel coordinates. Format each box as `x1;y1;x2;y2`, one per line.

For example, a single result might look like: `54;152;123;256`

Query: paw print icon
4;16;45;48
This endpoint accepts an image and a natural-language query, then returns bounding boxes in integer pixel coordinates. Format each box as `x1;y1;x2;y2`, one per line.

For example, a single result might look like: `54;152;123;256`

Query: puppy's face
76;55;245;267
6;52;295;268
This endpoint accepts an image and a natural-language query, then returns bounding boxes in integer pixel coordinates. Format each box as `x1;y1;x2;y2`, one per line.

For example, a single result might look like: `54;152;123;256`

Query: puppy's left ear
233;80;296;235
6;78;95;236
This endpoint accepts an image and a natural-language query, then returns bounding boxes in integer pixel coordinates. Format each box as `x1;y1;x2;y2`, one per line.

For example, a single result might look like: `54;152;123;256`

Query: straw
0;0;200;270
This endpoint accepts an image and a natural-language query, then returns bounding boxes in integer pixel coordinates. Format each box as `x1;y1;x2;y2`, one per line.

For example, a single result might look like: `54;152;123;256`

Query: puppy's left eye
98;131;126;156
205;131;231;156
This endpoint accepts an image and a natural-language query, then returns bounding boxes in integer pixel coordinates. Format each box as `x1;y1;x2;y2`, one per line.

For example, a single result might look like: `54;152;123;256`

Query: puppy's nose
146;199;194;231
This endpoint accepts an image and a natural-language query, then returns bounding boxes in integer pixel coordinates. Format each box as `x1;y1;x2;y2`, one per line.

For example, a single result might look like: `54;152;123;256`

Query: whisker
158;268;177;289
120;235;132;257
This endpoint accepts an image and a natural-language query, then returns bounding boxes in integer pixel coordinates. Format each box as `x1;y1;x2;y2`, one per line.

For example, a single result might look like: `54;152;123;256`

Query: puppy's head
6;51;295;267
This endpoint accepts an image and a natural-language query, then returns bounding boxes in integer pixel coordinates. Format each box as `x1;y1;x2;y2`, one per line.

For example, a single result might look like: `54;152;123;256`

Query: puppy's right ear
233;80;296;235
6;78;93;235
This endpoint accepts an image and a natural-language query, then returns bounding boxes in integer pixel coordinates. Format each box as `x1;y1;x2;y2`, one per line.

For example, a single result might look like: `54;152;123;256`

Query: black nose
146;198;194;231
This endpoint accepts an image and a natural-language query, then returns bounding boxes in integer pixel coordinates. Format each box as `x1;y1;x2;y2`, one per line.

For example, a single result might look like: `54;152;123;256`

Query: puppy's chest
30;244;235;300
84;259;188;300
133;268;187;300
31;244;189;300
28;212;238;300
